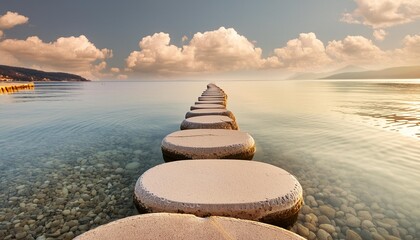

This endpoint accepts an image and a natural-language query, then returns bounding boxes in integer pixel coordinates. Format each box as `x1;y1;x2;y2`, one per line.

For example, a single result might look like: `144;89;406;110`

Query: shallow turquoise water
0;80;419;239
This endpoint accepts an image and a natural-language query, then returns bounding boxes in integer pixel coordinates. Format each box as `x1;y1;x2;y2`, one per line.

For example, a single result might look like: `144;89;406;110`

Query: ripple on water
1;80;420;239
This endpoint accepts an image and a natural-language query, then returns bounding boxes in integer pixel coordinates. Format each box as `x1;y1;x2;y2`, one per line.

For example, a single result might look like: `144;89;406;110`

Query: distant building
0;75;13;81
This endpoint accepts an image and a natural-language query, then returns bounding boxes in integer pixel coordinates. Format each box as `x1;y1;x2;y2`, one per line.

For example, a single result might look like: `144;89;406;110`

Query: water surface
0;80;419;239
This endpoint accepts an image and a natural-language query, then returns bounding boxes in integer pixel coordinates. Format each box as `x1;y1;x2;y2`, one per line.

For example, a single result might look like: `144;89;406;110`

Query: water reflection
0;80;419;239
220;80;420;239
331;81;420;139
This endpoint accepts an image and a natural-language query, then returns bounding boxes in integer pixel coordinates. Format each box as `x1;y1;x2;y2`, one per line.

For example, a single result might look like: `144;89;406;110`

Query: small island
0;65;90;82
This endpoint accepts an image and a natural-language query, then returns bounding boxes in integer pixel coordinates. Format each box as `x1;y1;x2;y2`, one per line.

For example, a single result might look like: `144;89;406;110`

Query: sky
0;0;419;80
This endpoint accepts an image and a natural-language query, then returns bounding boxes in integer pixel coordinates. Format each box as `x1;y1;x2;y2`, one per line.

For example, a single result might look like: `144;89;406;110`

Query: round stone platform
161;129;255;161
198;96;226;101
75;213;305;240
202;90;226;95
185;109;236;120
195;100;226;106
180;115;238;130
191;104;226;110
202;92;226;97
134;160;303;228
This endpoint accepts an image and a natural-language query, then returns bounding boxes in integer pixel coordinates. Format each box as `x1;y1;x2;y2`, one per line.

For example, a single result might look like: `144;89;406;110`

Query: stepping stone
202;90;226;95
195;100;226;106
191;104;226;110
185;109;236;120
75;213;305;240
202;92;226;97
204;89;224;93
205;87;222;90
207;83;219;89
198;96;226;101
204;87;223;91
180;115;238;130
161;129;255;161
134;160;303;228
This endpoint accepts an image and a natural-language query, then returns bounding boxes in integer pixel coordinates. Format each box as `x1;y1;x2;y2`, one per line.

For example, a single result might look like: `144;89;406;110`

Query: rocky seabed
0;84;419;239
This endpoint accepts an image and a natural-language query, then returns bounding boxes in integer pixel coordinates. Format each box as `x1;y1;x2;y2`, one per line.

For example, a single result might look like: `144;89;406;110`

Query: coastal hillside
0;65;90;82
288;65;366;80
324;66;420;79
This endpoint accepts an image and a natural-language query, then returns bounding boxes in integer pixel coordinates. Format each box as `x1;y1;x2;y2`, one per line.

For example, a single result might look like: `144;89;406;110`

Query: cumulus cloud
342;0;420;28
126;27;265;75
373;29;388;41
189;27;265;70
110;67;120;73
326;36;388;66
393;34;420;65
0;35;112;79
0;11;28;30
117;74;128;80
0;11;28;39
272;32;331;70
125;28;420;78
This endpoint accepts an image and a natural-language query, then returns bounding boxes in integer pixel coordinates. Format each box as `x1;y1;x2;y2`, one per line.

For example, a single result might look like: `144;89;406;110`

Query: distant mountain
0;65;90;82
324;66;420;79
288;65;366;80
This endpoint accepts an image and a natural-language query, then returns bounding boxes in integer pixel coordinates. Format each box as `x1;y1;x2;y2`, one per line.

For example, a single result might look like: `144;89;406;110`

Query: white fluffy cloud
342;0;420;28
326;36;388;66
126;27;265;75
0;11;117;79
0;11;28;30
373;29;388;41
0;35;112;79
126;28;420;77
110;67;120;73
393;34;420;65
272;33;331;70
189;27;265;71
0;11;29;38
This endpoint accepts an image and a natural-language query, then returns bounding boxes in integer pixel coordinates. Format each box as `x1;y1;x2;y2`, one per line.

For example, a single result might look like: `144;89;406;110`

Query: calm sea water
0;80;419;239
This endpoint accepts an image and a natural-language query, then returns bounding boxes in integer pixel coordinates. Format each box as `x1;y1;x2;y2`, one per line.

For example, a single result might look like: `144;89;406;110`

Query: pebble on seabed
1;84;419;240
0;140;155;240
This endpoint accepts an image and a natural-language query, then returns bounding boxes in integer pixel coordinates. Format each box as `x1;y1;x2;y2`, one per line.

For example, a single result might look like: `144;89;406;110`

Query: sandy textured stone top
137;160;300;205
75;213;304;240
181;115;238;130
185;109;236;120
202;90;226;94
161;129;254;157
183;115;235;125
